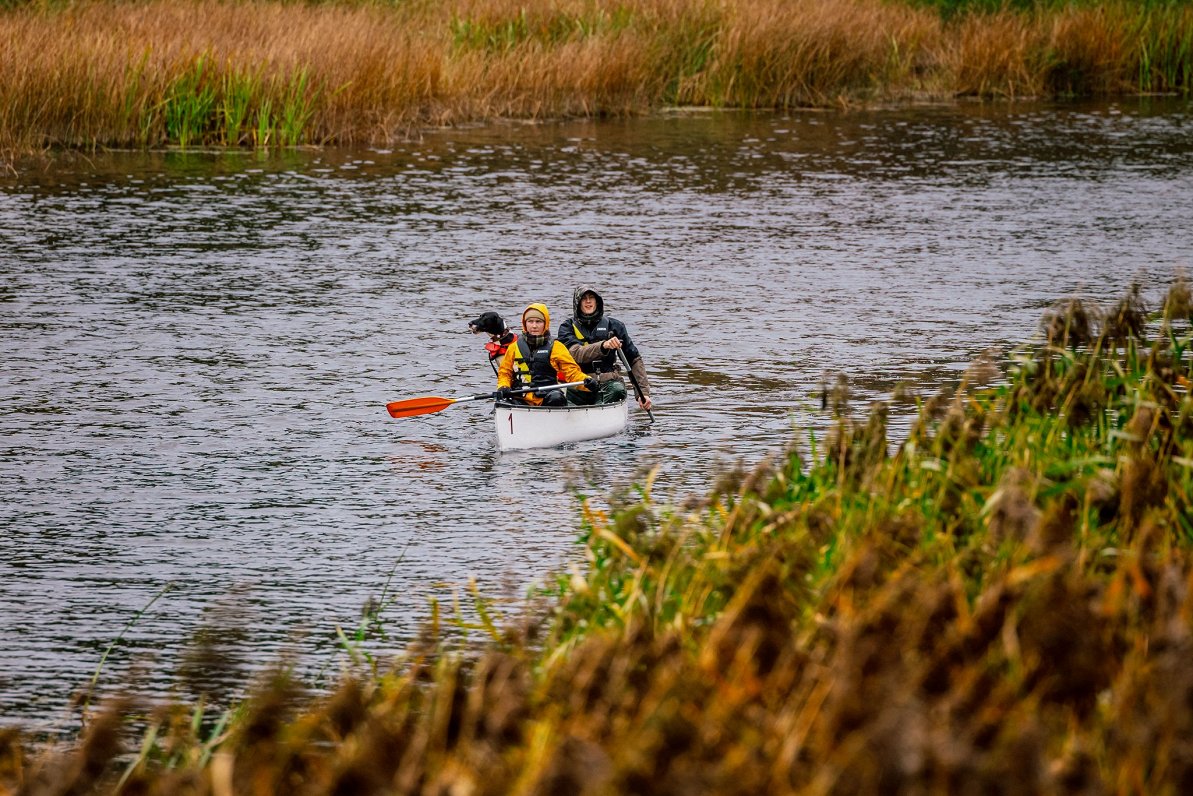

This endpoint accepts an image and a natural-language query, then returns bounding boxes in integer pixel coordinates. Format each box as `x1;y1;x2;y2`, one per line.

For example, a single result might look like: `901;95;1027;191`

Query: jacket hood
522;302;551;329
572;285;604;324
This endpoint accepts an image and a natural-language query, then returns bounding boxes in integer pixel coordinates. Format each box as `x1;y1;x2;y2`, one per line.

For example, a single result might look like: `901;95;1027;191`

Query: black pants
538;389;567;407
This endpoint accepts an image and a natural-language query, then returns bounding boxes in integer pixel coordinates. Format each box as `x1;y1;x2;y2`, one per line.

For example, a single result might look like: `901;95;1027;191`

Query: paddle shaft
433;380;581;407
616;348;655;423
491;380;585;401
387;380;585;419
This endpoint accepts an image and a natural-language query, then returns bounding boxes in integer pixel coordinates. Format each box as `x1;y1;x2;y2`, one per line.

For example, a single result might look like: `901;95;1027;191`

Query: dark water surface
2;99;1191;732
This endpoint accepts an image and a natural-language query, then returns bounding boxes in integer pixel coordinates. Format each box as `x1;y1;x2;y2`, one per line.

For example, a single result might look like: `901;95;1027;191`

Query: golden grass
1045;4;1139;95
949;2;1193;99
950;10;1045;97
702;0;944;106
0;0;446;149
1;0;1190;152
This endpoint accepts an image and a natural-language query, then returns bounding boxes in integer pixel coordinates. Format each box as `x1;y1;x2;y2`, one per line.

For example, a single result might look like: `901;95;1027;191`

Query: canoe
494;398;629;451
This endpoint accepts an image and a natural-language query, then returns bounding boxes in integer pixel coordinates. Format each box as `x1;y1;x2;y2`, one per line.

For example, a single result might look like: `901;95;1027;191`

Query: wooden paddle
386;381;585;419
616;348;655;423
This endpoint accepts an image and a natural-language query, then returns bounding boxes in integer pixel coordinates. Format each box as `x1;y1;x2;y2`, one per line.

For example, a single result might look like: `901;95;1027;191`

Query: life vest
509;339;559;390
484;338;511;361
571;319;617;373
484;332;518;370
484;341;506;361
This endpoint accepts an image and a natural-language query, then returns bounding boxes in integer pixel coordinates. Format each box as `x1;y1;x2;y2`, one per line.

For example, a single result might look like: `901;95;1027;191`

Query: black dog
468;312;508;337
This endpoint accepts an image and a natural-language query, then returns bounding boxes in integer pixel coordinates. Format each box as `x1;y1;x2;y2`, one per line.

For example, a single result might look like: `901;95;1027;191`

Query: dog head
468;311;507;336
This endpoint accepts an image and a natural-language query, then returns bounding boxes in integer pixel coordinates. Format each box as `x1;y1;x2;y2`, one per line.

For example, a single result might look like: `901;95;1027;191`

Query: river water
2;99;1191;733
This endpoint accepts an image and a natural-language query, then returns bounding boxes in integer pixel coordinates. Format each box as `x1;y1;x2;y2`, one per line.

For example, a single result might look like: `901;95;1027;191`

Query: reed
219;68;258;147
5;281;1192;793
1134;2;1193;92
1;0;1191;154
162;55;215;149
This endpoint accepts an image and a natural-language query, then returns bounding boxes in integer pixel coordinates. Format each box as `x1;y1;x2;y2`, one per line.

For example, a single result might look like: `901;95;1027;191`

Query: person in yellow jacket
497;303;597;407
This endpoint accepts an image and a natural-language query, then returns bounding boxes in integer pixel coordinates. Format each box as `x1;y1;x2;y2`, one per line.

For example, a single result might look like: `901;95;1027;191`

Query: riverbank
1;0;1190;154
5;281;1192;792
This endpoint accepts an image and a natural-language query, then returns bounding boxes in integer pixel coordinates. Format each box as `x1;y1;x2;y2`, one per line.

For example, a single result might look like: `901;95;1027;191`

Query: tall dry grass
696;0;944;106
949;1;1193;97
0;0;447;150
1;0;1190;152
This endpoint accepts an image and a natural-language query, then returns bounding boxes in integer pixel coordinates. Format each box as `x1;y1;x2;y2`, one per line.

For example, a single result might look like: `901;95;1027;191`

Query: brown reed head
986;466;1040;546
1102;283;1148;347
1163;271;1193;323
1042;296;1097;348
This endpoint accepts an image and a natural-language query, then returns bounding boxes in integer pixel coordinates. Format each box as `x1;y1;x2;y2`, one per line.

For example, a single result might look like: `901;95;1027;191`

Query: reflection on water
2;98;1191;732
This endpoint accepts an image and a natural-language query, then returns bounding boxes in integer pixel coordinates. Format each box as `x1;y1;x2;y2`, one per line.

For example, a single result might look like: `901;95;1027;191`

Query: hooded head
521;303;551;347
573;286;604;324
522;303;550;329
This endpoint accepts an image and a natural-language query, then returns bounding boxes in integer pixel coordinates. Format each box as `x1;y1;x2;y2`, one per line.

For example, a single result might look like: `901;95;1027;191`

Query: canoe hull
495;400;629;451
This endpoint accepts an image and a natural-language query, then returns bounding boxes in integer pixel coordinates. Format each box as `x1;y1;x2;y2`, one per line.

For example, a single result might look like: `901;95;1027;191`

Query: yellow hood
522;303;550;329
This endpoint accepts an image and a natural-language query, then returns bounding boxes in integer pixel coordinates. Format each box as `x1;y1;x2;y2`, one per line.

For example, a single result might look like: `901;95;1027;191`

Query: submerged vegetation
0;0;1191;152
4;279;1193;793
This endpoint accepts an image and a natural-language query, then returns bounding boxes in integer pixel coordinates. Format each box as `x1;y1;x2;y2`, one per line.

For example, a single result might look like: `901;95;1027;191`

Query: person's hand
602;337;623;351
638;394;653;411
496;387;513;402
583;376;599;392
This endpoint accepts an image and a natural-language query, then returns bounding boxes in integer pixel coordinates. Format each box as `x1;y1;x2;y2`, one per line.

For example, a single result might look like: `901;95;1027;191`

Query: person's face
580;294;598;314
524;317;546;334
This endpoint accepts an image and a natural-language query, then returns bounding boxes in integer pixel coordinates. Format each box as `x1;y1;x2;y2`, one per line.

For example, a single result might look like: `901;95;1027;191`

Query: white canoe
494;399;629;451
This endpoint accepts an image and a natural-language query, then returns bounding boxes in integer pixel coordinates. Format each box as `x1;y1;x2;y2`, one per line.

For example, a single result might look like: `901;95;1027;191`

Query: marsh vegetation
1;0;1191;152
4;278;1193;793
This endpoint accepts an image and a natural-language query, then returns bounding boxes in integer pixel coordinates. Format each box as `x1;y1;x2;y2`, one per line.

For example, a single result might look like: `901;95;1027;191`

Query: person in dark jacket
557;286;653;410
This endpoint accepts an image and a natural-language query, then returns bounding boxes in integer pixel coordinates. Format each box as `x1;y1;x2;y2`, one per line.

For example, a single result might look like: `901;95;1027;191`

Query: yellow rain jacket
497;303;589;406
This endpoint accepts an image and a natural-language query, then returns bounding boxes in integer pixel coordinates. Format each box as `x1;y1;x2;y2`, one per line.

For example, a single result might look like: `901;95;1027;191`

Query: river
2;98;1191;733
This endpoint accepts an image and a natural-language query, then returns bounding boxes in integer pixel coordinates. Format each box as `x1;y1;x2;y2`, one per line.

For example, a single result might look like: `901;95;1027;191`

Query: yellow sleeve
497;347;516;389
551;342;588;386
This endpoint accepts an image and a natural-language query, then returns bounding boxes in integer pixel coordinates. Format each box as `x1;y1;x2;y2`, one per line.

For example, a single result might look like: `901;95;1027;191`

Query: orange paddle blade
386;396;457;419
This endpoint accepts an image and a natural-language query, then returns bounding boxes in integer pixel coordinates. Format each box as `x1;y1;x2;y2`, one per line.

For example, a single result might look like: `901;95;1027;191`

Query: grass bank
0;0;1191;153
4;279;1193;793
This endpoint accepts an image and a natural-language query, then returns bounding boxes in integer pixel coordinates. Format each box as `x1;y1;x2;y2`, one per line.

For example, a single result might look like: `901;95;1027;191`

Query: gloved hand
496;387;513;402
583;376;599;392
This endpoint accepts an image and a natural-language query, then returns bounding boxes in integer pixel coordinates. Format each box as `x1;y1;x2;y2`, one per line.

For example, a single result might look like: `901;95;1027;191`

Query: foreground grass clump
4;278;1193;794
1;0;1191;153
